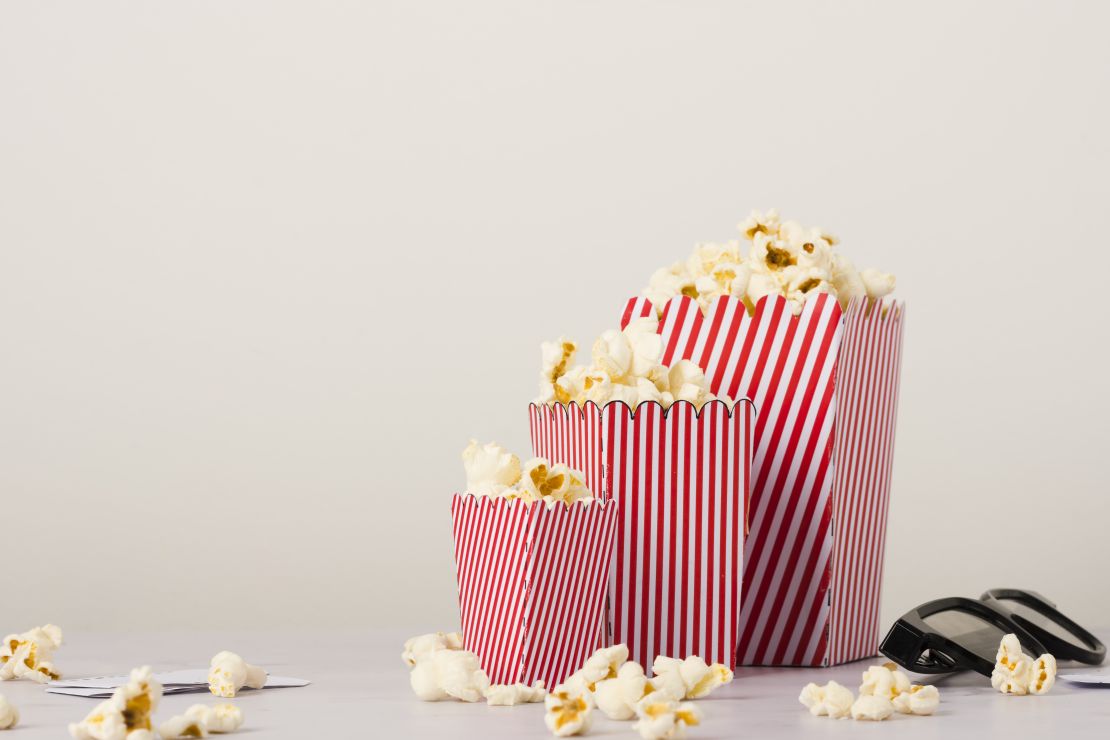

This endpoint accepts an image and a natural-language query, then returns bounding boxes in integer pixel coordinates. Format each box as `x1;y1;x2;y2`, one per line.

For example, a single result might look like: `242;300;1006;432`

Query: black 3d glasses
880;588;1105;677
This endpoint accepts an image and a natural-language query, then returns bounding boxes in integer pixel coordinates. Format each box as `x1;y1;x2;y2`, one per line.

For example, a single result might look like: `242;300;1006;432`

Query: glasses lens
923;609;1031;660
995;597;1088;648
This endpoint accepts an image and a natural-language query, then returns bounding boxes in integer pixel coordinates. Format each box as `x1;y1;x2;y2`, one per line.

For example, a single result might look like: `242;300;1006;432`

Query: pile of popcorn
404;632;732;739
643;209;895;317
462;440;594;507
991;633;1056;696
536;319;732;410
799;662;939;722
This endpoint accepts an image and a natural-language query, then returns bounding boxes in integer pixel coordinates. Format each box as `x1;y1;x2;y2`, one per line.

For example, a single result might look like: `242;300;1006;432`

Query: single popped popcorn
892;684;940;715
860;268;896;300
645;263;698;312
0;624;63;683
798;680;854;719
409;648;490;702
69;699;129;740
991;633;1034;695
545;686;593;737
207;651;266;698
69;666;163;740
462;440;522;497
1028;653;1057;695
859;663;911;700
850;694;894;721
158;712;208;739
592;318;663;384
632;692;702;739
594;662;657;720
739;209;781;241
0;695;17;730
651;655;732;700
401;631;464;667
485;681;546;706
538;337;579;404
115;666;162;732
185;704;244;733
563;644;629;694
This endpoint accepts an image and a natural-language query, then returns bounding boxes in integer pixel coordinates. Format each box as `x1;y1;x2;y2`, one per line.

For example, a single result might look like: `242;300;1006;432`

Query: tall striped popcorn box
612;292;906;666
450;494;619;687
529;398;757;673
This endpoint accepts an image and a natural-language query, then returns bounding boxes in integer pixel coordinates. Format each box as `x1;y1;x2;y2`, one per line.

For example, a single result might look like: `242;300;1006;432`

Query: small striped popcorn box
450;494;619;687
617;292;905;666
529;399;756;673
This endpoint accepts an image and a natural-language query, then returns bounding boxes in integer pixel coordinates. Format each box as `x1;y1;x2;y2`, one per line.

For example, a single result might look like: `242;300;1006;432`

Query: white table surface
2;629;1107;738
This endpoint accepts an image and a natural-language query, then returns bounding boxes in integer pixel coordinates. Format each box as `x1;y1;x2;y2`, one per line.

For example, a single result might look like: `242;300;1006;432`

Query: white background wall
2;1;1108;638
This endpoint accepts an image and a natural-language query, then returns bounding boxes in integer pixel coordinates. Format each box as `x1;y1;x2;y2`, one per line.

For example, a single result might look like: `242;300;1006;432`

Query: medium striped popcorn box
529;399;756;673
450;494;619;687
616;292;905;666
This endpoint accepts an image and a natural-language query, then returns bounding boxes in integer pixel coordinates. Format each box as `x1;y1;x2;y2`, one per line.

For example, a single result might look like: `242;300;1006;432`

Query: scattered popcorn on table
0;695;17;730
797;680;854;718
544;686;593;737
409;648;490;702
69;666;162;740
801;664;940;721
990;634;1057;695
851;694;894;721
641;209;895;317
632;692;702;740
401;631;464;667
594;662;656;720
651;655;733;700
208;651;267;698
535;317;734;410
892;684;941;716
158;712;208;739
0;624;63;683
462;440;522;497
485;681;546;706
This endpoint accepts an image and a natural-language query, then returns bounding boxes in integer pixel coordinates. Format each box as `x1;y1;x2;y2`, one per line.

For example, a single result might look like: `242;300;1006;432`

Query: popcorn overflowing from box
452;442;618;686
524;209;904;668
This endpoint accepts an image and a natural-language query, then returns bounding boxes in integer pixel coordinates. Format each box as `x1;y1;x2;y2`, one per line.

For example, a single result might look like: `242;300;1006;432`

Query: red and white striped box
529;399;756;673
450;494;619;687
614;292;905;666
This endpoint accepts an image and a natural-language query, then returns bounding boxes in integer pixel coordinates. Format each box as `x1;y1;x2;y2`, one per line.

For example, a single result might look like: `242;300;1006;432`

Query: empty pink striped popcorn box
529;398;757;673
609;292;904;667
450;494;619;687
